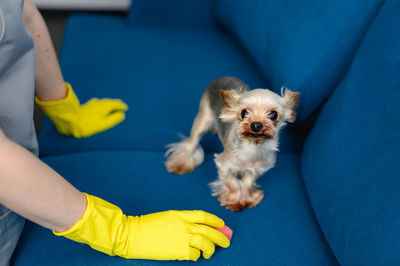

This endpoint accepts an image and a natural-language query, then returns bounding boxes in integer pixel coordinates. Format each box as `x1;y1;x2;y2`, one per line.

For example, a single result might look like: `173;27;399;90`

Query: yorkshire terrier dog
165;77;299;211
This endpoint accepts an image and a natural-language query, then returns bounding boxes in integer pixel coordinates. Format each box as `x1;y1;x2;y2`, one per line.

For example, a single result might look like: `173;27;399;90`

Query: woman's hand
56;194;230;261
36;83;128;138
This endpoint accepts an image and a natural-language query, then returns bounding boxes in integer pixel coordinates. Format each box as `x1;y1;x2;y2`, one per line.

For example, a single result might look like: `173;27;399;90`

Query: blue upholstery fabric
128;0;217;28
217;0;384;121
37;14;302;157
13;151;337;265
301;0;400;264
14;1;398;264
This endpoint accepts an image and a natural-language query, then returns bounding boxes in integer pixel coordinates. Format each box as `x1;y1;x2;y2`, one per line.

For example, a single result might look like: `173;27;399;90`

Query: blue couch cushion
128;0;218;29
38;14;302;156
13;151;337;265
301;0;400;264
217;0;384;121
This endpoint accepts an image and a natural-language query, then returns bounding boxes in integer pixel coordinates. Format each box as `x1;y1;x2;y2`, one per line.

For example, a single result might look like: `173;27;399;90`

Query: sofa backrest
216;0;384;122
128;0;218;28
301;0;400;264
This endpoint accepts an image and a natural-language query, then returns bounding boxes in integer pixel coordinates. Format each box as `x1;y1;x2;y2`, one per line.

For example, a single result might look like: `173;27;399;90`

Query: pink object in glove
215;225;233;246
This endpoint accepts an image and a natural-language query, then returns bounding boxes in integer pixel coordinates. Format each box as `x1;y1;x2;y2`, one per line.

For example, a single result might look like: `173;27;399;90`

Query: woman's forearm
0;130;86;232
23;0;67;101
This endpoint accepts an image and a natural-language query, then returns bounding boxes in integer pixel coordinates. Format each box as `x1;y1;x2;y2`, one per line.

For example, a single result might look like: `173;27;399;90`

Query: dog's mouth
239;124;275;143
245;133;268;138
241;130;275;143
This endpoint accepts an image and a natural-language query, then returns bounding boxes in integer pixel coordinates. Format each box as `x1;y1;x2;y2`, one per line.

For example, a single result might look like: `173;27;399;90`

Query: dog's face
220;88;299;144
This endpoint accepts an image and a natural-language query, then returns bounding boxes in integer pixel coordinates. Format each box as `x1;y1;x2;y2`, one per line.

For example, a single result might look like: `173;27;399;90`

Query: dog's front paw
218;189;246;211
244;189;264;208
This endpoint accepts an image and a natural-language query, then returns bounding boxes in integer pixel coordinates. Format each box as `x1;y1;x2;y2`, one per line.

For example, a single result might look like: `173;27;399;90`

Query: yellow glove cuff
35;83;78;107
35;83;82;136
53;193;133;256
53;192;91;238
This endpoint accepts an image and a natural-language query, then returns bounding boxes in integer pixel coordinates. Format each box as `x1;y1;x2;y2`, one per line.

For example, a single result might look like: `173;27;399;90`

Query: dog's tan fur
165;91;214;174
165;77;299;211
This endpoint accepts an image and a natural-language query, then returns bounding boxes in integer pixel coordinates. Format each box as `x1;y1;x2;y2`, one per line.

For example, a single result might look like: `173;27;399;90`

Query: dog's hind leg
165;90;215;174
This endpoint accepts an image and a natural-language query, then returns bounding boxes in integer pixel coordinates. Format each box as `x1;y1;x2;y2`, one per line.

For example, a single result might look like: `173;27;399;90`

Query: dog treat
216;225;233;246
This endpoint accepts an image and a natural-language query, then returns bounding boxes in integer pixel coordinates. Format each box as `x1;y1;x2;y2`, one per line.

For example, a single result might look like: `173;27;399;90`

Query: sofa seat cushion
13;151;336;265
217;0;384;121
301;0;400;264
38;14;302;157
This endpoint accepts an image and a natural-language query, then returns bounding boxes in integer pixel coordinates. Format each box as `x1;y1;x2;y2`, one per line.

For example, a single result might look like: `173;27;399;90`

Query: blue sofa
13;0;400;265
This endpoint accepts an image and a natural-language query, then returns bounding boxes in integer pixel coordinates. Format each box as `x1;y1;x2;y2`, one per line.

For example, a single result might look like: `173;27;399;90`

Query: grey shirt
0;0;38;265
0;0;38;155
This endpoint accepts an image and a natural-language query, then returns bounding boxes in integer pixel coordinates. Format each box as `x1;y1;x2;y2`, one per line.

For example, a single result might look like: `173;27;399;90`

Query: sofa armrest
127;0;218;28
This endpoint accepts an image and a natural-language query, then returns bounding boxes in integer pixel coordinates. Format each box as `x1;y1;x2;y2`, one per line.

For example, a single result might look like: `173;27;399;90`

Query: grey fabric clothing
0;0;37;155
0;206;25;266
0;0;38;265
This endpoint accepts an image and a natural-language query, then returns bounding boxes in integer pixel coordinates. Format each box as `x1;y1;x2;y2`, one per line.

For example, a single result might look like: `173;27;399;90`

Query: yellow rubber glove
35;83;128;138
54;193;230;261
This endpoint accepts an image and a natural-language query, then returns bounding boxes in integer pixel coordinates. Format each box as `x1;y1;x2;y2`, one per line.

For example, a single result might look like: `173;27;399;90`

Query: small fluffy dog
165;77;299;211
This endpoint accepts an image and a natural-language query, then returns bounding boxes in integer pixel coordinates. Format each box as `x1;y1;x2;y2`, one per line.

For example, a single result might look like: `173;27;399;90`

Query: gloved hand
35;83;128;138
54;193;230;261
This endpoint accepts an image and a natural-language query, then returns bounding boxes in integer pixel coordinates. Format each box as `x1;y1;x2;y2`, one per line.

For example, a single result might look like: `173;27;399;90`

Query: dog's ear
281;88;300;122
220;89;240;108
220;90;240;122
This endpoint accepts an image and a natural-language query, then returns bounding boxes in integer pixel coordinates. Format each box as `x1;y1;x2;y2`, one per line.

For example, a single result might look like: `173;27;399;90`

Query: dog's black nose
251;122;262;132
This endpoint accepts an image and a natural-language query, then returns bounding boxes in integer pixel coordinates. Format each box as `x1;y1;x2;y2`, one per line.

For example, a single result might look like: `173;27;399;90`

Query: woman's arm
23;0;67;101
22;0;128;138
0;129;86;232
0;129;229;260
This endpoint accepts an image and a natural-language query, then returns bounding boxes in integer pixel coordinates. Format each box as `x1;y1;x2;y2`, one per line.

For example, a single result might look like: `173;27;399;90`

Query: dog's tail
165;135;204;175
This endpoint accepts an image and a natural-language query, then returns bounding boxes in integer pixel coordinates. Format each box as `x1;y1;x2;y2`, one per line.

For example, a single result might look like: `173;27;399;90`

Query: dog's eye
268;110;278;121
241;109;248;119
